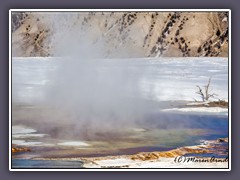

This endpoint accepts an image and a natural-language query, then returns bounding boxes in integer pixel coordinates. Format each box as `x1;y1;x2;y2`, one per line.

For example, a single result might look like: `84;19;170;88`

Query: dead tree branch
196;77;218;102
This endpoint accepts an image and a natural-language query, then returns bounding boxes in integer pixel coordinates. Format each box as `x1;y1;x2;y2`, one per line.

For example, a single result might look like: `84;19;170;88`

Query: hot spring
11;57;228;160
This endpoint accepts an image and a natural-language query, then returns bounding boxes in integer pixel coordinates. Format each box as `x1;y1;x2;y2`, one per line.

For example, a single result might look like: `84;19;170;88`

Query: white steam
41;13;159;139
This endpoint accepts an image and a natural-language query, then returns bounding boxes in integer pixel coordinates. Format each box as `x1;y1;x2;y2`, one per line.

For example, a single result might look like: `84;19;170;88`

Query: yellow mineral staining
131;138;228;161
131;148;207;161
12;146;30;153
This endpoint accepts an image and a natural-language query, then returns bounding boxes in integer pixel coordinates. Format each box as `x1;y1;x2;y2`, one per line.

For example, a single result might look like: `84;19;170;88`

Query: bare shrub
196;77;218;102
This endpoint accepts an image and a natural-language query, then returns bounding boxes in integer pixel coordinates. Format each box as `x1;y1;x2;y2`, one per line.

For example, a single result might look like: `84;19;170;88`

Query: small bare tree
196;77;218;102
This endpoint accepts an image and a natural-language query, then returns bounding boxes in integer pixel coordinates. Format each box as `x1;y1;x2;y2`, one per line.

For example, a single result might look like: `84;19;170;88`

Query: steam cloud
12;13;228;145
41;13;160;140
12;13;223;142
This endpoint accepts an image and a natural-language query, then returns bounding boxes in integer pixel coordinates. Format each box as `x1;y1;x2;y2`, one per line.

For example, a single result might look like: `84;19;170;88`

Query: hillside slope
11;11;229;58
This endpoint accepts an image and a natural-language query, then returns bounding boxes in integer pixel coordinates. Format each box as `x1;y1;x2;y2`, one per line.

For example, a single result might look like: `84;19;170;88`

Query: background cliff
11;11;229;58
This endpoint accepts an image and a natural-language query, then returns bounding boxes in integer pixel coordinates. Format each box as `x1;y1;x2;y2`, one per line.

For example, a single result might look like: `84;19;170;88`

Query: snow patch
161;107;228;114
57;141;91;147
12;140;42;146
12;126;37;134
95;158;134;167
12;133;47;139
130;128;147;132
84;157;228;168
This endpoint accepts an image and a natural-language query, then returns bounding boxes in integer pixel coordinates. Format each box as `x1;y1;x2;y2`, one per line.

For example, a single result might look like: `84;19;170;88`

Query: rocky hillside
11;11;229;58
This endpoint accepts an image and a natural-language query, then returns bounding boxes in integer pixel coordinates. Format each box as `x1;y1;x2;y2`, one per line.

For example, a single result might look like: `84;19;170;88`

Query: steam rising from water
12;13;228;141
45;58;159;138
41;13;160;139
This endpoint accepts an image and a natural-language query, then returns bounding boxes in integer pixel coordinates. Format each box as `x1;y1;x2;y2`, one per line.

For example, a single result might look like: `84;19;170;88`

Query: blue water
12;159;83;169
139;113;228;144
